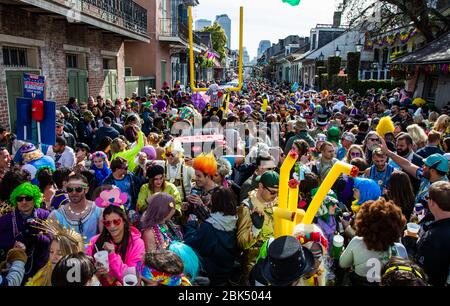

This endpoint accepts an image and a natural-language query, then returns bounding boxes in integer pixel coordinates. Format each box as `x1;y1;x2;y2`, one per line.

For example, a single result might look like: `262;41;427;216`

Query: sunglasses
263;185;278;195
103;219;122;227
66;186;85;193
351;152;361;157
166;153;174;158
121;164;129;170
16;195;33;202
369;138;380;142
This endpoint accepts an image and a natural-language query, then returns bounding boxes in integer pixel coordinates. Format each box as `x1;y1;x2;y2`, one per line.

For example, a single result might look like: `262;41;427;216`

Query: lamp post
318;52;324;62
355;39;363;80
335;45;341;57
355;39;363;53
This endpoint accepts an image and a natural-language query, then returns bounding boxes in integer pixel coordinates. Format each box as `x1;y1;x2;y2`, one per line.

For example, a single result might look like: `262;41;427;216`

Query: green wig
9;182;43;208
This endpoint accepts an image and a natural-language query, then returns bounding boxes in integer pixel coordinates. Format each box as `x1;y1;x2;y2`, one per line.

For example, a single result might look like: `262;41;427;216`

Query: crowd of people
0;80;449;287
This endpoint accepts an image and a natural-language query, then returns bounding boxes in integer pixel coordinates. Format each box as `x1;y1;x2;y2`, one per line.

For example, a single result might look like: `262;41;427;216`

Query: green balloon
282;0;301;6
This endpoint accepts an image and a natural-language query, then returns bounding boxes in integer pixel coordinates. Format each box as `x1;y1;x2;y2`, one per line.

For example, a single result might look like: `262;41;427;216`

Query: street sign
16;97;33;142
40;100;56;146
15;97;56;146
23;73;45;100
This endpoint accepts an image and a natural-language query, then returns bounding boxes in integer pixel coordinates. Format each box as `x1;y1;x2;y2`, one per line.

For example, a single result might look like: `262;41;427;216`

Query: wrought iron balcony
159;18;202;45
75;0;148;35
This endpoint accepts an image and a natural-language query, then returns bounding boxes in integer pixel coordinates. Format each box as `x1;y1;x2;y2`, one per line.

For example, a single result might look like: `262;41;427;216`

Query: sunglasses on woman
66;186;85;193
103;219;122;227
368;138;380;142
16;195;33;202
351;152;361;157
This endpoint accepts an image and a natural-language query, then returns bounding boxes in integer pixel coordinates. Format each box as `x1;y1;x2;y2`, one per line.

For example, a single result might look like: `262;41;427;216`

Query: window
2;46;28;67
424;75;439;101
374;48;380;64
125;67;132;76
103;58;117;70
66;54;78;68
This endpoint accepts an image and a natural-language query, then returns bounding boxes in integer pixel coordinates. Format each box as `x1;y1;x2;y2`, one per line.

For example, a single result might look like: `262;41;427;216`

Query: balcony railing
58;0;148;35
160;18;202;45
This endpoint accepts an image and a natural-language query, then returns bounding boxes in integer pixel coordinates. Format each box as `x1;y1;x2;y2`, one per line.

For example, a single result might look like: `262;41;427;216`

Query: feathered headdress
193;152;217;176
95;187;128;210
32;219;85;251
376;116;395;137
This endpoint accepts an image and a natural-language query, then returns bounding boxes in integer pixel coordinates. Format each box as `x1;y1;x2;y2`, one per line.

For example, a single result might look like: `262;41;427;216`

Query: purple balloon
191;93;207;112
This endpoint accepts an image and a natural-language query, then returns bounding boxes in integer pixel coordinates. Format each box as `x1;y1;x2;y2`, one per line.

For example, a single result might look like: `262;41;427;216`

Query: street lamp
318;52;324;62
355;39;363;53
335;45;341;57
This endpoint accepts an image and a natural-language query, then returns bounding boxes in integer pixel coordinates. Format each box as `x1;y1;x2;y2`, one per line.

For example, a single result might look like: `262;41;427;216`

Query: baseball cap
424;154;449;173
256;170;280;189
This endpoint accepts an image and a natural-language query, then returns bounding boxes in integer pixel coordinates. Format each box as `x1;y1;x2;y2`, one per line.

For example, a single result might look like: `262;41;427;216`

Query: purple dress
0;208;51;283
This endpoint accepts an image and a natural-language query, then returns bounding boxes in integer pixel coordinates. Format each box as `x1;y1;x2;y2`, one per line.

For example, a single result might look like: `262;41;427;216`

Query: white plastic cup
407;223;420;235
123;274;138;286
333;234;344;248
332;234;344;259
94;250;109;272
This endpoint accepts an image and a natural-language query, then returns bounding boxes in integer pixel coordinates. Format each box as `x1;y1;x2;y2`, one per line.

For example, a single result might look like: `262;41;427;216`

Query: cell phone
191;188;202;196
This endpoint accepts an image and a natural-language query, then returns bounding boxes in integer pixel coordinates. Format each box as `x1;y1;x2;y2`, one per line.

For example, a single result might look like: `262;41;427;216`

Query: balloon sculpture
274;150;359;238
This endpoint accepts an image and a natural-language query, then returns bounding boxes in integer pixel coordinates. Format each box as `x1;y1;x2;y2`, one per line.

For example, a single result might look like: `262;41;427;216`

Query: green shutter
5;70;39;132
78;70;88;103
68;70;88;103
103;70;118;101
68;70;78;100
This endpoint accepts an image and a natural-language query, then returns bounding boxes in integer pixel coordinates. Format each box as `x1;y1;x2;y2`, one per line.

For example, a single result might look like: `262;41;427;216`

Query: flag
282;0;301;6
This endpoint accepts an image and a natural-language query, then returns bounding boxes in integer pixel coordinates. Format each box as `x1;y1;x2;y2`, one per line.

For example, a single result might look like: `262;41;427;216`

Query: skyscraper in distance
215;14;231;49
257;40;271;58
243;47;250;64
195;19;211;31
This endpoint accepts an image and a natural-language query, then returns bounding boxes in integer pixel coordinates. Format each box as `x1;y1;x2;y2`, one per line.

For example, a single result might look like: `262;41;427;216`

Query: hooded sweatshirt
86;226;145;283
184;212;238;285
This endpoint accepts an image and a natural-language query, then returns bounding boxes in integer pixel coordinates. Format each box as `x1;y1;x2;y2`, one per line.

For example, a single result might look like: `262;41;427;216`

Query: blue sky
194;0;338;59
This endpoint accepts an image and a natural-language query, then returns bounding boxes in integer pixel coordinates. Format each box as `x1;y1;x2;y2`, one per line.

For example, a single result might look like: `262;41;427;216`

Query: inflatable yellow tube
274;150;298;238
302;161;358;224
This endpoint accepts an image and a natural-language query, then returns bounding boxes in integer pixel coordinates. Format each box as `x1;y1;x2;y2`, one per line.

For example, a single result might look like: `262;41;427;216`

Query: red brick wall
0;4;126;130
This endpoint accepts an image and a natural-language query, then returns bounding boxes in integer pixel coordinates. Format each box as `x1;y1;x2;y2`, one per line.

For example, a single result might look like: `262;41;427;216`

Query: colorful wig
376;116;395;138
168;241;200;280
9;182;43;208
193;152;217;176
353;178;381;205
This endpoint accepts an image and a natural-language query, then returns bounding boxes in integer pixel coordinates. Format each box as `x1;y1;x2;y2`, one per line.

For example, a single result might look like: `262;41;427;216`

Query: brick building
0;0;149;131
125;0;206;95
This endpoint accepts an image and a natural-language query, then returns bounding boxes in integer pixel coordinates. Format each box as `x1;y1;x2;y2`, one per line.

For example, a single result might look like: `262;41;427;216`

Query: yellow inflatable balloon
302;161;358;224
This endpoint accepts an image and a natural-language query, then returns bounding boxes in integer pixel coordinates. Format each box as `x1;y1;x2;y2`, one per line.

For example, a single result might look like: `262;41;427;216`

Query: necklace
67;203;90;217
